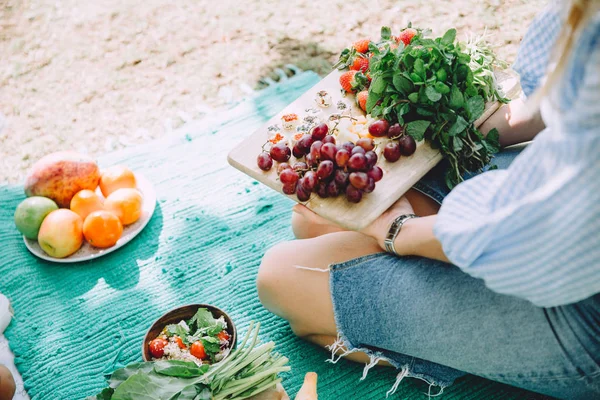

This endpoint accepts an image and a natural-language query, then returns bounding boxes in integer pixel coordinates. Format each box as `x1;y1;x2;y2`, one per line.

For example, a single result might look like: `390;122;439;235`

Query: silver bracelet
384;214;418;255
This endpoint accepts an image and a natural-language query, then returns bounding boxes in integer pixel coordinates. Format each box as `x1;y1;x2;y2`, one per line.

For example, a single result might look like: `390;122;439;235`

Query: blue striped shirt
434;6;600;307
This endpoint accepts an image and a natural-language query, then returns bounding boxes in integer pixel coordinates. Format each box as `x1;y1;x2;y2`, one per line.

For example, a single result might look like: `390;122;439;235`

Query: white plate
23;173;156;263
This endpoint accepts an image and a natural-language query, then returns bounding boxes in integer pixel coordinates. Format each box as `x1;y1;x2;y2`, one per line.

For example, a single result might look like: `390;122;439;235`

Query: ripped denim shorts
329;147;600;399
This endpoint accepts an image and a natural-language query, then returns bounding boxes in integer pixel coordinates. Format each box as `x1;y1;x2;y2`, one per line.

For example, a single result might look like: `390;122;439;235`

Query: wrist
383;214;418;255
392;218;417;256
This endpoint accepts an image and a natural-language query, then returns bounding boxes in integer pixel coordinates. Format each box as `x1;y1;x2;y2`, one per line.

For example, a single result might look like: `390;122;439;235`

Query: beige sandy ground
0;0;544;183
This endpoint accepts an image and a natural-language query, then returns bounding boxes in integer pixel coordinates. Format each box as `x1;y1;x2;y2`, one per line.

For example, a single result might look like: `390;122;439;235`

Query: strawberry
397;28;417;45
349;56;369;73
339;70;359;93
353;39;370;54
356;91;368;112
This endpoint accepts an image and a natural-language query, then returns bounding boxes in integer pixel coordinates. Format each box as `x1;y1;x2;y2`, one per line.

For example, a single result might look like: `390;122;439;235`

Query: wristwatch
384;214;418;255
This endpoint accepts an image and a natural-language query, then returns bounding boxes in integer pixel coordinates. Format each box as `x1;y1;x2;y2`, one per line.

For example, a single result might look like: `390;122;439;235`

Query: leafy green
188;308;217;330
153;360;209;377
166;323;189;339
466;95;485;121
441;28;457;45
406;120;431;141
336;25;506;187
425;86;442;102
448;116;468;136
91;322;289;400
201;336;222;361
109;363;155;388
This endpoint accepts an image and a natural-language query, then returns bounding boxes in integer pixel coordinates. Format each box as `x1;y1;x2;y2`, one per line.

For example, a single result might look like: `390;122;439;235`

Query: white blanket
0;294;28;399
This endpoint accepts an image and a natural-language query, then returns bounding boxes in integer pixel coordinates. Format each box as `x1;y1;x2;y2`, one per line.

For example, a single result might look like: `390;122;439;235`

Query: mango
24;152;100;208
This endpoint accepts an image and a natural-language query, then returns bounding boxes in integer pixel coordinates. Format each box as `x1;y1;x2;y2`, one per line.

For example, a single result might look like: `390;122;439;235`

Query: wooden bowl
142;304;236;362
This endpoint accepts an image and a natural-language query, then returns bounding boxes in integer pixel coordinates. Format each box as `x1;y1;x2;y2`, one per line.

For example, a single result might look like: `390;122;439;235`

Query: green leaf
465;84;478;97
409;72;423;83
425;86;442;102
111;370;201;400
483;128;501;154
452;136;464;152
406;120;431;141
396;103;410;116
466;95;485;121
188;308;217;330
109;363;156;388
381;26;392;40
449;86;464;109
154;361;209;378
392;74;413;94
441;28;457;45
167;324;189;339
416;107;435;117
413;58;425;78
403;54;415;70
435;68;447;82
366;91;381;113
434;81;450;94
448;115;469;136
458;52;471;64
201;336;221;356
370;75;387;94
87;388;114;400
408;92;419;103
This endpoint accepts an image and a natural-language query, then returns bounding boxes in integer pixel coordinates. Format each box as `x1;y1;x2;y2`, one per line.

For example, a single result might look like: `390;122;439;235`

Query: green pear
14;196;58;240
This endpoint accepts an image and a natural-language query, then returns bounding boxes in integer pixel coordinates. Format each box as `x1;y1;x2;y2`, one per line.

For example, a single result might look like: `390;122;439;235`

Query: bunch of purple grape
257;123;384;203
367;119;417;162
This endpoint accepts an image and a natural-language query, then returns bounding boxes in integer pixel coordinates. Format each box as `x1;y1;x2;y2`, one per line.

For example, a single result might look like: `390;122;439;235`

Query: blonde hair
531;0;596;108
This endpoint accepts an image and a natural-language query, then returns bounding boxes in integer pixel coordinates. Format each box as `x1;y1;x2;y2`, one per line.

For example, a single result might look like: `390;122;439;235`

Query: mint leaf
370;75;387;94
166;324;189;339
366;91;381;113
484;128;501;153
434;81;450;94
392;74;412;94
448;115;469;136
453;136;464;152
413;58;425;78
201;336;221;358
381;26;392;40
406;120;431;141
466;95;485;121
449;85;464;109
441;28;457;45
425;86;442;102
188;308;216;330
396;103;410;116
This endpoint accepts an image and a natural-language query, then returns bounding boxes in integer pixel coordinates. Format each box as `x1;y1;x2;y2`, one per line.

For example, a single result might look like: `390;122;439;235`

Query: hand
292;196;414;250
362;196;414;249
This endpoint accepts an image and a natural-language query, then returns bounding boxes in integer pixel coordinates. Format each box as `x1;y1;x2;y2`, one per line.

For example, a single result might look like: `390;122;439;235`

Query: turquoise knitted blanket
0;71;541;399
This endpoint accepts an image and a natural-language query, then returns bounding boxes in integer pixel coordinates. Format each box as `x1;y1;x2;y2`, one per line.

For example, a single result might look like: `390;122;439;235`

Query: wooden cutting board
228;69;520;230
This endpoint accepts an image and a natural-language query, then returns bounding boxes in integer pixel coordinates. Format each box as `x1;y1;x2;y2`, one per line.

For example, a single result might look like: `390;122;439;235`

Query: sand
0;0;544;183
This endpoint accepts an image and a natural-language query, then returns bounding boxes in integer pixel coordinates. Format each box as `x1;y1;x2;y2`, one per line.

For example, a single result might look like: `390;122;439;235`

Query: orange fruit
104;188;143;226
70;189;104;220
99;165;137;197
83;210;123;248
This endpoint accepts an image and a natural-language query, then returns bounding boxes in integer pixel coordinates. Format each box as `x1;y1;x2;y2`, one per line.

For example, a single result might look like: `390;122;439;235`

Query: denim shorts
329;147;600;399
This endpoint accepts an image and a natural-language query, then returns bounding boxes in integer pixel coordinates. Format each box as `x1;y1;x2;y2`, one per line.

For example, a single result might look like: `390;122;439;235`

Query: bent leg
257;231;385;364
258;232;599;399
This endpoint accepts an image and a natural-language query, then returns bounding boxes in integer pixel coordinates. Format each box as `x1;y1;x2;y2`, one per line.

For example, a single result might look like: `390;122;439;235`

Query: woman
257;1;599;398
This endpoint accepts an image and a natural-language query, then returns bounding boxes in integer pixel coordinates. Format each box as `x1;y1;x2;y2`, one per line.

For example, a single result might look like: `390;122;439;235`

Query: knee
291;211;310;239
257;242;290;312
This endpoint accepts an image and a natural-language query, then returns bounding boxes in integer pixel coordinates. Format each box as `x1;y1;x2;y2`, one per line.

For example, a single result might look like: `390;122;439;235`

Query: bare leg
292;188;441;240
258;231;391;365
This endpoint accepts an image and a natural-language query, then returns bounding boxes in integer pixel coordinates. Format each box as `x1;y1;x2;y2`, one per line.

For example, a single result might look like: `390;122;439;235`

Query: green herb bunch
89;322;289;400
338;26;508;188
